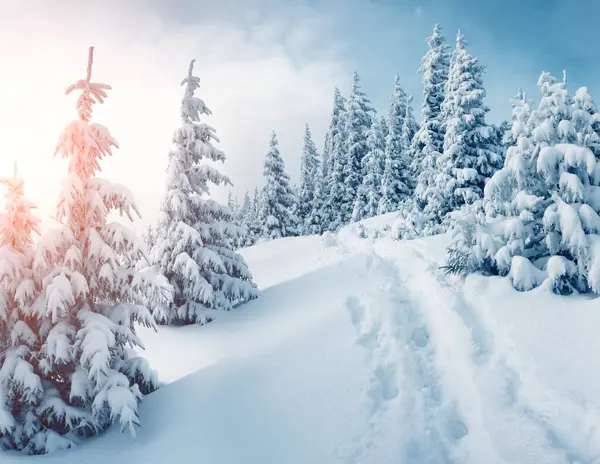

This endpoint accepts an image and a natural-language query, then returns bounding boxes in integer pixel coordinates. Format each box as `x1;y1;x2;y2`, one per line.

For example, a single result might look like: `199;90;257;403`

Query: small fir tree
258;132;299;239
296;124;320;233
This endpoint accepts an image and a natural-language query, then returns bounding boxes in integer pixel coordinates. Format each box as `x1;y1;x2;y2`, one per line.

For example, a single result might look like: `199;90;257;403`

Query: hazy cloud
0;0;348;232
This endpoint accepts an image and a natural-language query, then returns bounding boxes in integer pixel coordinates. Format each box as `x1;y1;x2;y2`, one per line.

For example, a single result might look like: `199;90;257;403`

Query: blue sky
148;0;600;124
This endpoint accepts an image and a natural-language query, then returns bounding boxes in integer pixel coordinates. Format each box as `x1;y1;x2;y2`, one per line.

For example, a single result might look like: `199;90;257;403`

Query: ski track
338;229;600;464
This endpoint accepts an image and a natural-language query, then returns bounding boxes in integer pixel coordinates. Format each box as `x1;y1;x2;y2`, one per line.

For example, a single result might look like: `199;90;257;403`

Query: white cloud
0;1;347;232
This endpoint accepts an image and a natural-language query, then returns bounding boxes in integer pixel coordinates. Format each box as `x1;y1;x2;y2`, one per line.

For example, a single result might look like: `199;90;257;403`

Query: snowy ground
5;214;600;463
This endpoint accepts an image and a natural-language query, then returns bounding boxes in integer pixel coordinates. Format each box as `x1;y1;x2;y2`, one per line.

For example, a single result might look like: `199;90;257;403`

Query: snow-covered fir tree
8;47;169;454
227;191;235;214
248;186;262;242
309;130;331;236
296;124;320;234
259;132;299;239
394;24;450;239
322;88;348;231
459;71;600;294
434;30;502;219
237;192;255;247
445;88;534;276
571;86;600;158
227;191;243;248
305;157;327;235
378;76;412;214
411;23;450;215
352;116;386;221
402;95;419;164
503;89;532;147
321;131;331;180
0;164;42;452
342;72;374;224
149;59;257;325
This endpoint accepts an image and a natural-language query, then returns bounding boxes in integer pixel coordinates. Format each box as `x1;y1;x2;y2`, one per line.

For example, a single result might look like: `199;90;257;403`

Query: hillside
4;215;600;463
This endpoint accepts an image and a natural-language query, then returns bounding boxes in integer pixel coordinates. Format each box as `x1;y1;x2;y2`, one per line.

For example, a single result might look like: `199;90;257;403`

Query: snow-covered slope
4;214;600;463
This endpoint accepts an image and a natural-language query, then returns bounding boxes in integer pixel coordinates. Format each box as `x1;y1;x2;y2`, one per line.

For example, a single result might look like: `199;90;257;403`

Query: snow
509;255;546;291
5;214;600;462
538;144;596;178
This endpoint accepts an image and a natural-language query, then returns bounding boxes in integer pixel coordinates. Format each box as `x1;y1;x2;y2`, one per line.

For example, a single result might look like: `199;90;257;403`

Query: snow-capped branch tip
562;69;567;86
188;59;196;79
180;59;200;90
0;160;23;195
86;46;94;82
64;46;111;121
456;29;466;48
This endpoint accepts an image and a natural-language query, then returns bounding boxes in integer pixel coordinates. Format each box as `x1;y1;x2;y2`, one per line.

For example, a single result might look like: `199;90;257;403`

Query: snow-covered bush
456;71;600;294
442;201;497;276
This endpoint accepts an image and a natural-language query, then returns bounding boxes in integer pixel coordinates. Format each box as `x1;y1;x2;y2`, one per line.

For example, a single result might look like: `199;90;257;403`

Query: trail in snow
410;239;600;464
345;252;465;464
339;225;600;464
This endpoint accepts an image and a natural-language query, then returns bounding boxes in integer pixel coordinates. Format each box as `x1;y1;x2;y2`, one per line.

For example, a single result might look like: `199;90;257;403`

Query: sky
0;0;598;232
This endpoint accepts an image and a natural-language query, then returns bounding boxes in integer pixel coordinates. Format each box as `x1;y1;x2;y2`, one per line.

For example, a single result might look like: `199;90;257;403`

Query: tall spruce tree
296;124;320;233
435;30;502;219
353;116;387;221
342;72;374;224
323;88;348;231
149;59;257;325
379;76;412;214
411;24;450;214
259;132;299;239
